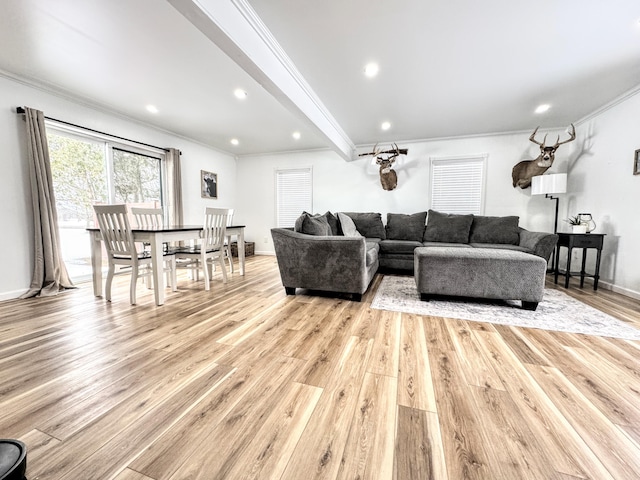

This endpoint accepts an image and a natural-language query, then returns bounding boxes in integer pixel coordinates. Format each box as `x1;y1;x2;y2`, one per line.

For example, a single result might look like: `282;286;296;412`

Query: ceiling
1;0;639;157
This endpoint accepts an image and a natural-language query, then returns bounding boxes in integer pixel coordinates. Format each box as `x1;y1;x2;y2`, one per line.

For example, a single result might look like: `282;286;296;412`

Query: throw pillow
423;210;474;243
386;211;427;241
337;212;363;237
469;215;520;245
323;211;340;235
301;214;332;236
340;212;386;239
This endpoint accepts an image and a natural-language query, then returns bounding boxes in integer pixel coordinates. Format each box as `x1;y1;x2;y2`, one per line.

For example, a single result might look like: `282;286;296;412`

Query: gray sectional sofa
270;210;558;301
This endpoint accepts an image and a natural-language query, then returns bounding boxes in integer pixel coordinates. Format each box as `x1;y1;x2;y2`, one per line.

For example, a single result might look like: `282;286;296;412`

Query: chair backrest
93;204;137;259
226;208;235;227
202;207;229;251
131;207;164;228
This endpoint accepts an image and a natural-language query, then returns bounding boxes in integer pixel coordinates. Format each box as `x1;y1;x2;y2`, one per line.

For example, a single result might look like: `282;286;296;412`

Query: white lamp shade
531;173;567;195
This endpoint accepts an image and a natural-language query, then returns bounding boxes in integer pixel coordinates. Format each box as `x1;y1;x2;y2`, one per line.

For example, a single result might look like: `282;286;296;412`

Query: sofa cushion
341;212;386;239
469;215;520;245
379;239;423;255
423;210;474;243
338;212;363;237
386;211;427;242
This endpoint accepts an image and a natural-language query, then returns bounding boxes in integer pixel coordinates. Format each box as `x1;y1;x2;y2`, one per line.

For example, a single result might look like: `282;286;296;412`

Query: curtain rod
16;106;179;154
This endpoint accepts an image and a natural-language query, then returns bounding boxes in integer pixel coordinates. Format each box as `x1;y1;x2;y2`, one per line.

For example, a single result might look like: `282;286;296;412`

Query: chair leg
203;255;211;291
170;257;177;292
219;255;228;284
226;245;234;273
130;264;139;305
105;265;115;302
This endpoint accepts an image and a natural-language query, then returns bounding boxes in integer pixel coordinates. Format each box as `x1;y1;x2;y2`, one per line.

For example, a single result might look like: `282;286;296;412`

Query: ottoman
414;247;547;310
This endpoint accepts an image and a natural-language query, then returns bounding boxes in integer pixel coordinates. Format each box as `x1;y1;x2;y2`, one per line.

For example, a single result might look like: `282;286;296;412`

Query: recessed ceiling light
381;121;391;131
146;105;159;114
292;131;301;140
234;89;248;99
535;104;550;114
230;138;239;146
364;63;379;78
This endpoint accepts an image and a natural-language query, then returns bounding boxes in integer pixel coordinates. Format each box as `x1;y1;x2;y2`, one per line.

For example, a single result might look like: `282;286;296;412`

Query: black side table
554;233;605;290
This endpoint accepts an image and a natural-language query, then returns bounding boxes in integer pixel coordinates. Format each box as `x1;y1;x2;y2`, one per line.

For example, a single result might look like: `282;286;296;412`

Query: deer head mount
512;124;575;189
359;143;408;191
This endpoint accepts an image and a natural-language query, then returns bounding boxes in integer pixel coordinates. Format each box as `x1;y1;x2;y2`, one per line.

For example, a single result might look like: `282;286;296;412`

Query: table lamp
531;173;567;234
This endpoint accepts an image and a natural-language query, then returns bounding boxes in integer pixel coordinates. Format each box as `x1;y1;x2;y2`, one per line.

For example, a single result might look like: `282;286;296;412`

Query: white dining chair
93;204;177;304
172;207;229;290
223;208;235;272
130;206;172;287
130;206;164;228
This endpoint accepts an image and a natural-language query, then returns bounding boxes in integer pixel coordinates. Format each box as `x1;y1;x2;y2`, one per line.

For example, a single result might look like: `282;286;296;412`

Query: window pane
430;156;485;214
276;168;312;227
112;148;162;205
48;132;108;281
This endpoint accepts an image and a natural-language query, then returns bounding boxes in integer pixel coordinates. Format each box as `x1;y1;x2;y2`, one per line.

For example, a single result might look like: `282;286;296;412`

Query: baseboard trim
0;289;27;302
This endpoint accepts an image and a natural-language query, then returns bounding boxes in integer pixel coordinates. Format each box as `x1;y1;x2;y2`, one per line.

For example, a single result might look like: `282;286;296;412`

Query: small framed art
634;149;640;175
201;170;218;198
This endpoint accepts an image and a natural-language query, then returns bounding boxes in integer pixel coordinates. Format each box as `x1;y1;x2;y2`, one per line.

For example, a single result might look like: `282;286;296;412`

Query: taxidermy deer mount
359;143;408;191
512;124;575;189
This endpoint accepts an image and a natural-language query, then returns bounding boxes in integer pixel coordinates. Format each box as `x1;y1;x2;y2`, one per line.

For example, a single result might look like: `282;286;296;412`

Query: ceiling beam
167;0;357;160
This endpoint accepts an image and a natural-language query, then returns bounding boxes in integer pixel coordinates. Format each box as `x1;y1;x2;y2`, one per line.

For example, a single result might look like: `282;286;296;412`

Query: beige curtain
166;147;183;226
20;107;74;298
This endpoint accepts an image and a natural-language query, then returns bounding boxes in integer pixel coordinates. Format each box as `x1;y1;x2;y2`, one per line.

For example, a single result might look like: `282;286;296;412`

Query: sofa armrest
271;228;371;294
518;228;558;261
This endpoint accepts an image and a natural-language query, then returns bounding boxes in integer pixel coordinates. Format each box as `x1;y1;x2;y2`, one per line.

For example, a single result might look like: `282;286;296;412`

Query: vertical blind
275;167;312;227
430;156;485;214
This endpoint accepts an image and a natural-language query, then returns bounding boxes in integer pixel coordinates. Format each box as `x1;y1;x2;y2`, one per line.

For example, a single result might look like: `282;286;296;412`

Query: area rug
371;276;640;340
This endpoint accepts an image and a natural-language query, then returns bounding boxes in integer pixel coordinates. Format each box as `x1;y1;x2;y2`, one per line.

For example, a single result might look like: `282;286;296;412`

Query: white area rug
371;275;640;340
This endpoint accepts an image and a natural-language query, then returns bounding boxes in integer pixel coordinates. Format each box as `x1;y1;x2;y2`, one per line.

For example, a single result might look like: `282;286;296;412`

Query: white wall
237;131;568;249
563;91;640;298
0;74;236;300
236;96;640;299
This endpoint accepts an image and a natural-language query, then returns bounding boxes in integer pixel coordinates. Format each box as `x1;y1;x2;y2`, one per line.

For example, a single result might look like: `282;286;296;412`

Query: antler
529;126;548;147
552;123;576;148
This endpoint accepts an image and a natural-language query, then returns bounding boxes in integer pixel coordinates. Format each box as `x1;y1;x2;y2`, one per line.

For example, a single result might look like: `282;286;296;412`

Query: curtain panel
20;107;74;298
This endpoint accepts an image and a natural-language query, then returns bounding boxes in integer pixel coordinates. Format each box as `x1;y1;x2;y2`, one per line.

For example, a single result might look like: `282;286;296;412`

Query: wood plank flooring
1;255;639;479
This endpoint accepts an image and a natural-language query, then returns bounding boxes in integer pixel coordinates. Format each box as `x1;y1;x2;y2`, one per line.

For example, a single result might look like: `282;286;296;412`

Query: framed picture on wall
201;170;218;198
635;149;640;175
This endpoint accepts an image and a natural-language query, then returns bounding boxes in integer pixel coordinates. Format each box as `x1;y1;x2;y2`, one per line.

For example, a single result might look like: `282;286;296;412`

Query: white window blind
430;156;486;214
275;167;312;227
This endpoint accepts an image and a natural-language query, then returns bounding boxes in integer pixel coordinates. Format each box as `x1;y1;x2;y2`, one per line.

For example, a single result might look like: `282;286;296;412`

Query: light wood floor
1;255;640;480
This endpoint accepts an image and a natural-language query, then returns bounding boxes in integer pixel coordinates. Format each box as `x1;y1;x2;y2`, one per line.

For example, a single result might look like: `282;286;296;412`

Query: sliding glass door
48;128;164;282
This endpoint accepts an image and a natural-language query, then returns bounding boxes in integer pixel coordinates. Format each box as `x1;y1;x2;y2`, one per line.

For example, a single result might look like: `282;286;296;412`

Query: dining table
88;225;246;306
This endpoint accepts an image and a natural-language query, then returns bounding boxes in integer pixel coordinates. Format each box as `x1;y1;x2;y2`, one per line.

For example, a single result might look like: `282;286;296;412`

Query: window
275;167;312;227
47;125;165;281
430;155;486;214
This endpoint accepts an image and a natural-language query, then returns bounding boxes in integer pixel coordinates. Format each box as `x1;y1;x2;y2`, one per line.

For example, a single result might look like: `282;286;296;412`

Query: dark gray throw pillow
323;211;340;236
301;214;332;236
386;211;427;241
340;212;386;239
422;210;474;243
469;215;520;245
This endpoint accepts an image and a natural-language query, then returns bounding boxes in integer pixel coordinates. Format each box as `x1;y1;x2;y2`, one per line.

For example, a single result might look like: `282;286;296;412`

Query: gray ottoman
414;247;547;310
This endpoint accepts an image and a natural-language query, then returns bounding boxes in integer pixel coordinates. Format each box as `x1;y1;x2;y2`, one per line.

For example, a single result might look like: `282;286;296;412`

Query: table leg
580;248;588;288
150;233;165;306
90;230;103;297
565;247;572;288
554;246;561;284
594;246;603;291
238;229;245;276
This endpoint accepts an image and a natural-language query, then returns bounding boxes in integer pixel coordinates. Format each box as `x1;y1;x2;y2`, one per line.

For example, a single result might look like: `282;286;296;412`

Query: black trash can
0;439;26;480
